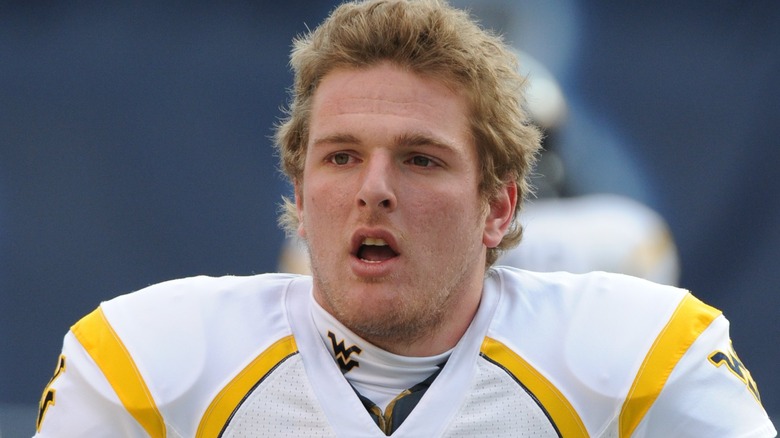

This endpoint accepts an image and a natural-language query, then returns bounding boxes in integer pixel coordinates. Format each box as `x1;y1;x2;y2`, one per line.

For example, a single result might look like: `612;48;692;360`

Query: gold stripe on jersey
196;335;298;437
481;337;588;438
71;307;166;438
619;293;721;437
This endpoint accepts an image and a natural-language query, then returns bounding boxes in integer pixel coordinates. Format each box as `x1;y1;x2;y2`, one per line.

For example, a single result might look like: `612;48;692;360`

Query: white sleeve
33;331;149;437
633;315;777;437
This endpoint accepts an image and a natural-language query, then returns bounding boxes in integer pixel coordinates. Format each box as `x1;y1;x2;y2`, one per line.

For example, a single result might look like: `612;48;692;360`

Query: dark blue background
2;1;777;432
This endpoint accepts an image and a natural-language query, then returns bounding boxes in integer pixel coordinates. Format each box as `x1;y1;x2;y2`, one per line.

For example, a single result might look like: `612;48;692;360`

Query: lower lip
349;254;400;278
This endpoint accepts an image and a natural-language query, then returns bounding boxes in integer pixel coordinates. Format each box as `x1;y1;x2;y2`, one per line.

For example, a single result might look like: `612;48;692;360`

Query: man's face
296;62;512;353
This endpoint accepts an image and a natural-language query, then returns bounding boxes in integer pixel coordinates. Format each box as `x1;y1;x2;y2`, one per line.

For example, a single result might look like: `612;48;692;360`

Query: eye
409;155;435;168
329;152;352;165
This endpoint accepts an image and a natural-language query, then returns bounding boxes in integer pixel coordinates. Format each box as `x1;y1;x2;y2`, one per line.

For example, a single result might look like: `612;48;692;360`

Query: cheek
408;190;483;234
303;183;352;228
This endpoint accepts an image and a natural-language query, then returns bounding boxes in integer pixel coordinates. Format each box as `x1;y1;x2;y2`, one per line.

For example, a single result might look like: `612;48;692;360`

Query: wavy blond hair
275;0;541;267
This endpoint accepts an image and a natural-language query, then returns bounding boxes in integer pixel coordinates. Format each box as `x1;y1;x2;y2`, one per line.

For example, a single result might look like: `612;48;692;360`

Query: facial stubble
307;220;486;354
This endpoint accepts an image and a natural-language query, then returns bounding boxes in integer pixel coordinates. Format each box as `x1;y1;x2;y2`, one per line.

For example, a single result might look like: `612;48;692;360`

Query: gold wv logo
328;331;362;372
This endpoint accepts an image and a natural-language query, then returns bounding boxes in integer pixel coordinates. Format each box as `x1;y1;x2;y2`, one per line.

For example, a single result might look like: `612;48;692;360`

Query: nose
356;154;397;211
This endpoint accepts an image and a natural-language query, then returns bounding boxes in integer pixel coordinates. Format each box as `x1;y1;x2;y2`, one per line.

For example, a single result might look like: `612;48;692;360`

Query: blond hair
275;0;541;266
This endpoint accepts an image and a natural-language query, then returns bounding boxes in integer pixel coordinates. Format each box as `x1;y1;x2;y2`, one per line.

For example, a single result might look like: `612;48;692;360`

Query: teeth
362;237;387;246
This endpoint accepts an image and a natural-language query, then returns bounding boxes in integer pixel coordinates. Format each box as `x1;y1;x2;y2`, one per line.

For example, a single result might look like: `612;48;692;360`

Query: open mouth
356;237;399;263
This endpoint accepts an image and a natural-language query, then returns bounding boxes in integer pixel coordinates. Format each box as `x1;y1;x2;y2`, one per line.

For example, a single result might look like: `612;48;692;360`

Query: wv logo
328;331;362;372
708;346;761;403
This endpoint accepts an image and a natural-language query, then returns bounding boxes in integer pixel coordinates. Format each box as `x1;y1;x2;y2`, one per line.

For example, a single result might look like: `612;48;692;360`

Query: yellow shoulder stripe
619;293;721;437
481;337;588;438
71;307;166;438
196;335;298;437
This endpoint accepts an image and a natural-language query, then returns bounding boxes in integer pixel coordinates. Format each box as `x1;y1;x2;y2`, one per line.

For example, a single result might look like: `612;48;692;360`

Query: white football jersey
35;268;776;437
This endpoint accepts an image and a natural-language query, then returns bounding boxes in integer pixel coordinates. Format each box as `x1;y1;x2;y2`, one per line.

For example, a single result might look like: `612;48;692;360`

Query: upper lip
350;228;401;257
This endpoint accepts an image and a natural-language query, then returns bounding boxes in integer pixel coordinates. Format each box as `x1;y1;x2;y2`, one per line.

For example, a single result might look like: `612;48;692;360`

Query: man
35;0;776;436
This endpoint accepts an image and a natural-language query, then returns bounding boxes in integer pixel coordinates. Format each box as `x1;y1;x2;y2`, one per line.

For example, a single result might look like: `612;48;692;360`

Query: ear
294;179;306;239
483;181;517;248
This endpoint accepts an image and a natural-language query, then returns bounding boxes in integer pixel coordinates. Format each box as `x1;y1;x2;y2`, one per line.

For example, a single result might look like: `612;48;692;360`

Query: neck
363;279;483;357
311;299;452;409
371;303;478;357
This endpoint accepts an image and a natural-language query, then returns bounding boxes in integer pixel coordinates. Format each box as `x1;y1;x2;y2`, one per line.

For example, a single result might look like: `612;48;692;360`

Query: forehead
309;62;472;141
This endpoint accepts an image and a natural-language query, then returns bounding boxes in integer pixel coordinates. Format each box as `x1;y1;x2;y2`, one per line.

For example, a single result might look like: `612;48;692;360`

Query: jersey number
37;355;66;432
708;347;761;403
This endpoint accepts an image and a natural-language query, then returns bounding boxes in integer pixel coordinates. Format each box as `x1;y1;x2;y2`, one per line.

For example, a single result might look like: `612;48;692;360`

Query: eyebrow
311;132;455;153
311;133;361;148
394;132;455;153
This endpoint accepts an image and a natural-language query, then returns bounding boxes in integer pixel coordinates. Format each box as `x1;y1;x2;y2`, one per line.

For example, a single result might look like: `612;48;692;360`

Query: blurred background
1;1;778;435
